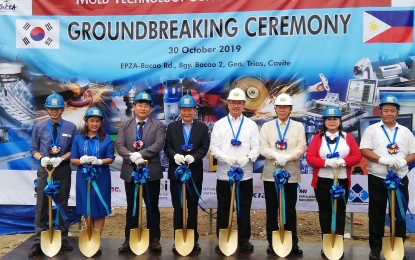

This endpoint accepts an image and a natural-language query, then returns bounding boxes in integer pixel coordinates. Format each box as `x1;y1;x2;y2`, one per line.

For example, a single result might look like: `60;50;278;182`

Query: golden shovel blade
130;228;150;255
272;230;292;257
323;234;344;260
79;227;101;257
382;237;404;260
40;230;61;257
174;229;194;256
218;229;238;256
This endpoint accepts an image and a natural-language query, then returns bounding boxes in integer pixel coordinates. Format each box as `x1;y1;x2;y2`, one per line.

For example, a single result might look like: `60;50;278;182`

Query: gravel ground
1;208;414;257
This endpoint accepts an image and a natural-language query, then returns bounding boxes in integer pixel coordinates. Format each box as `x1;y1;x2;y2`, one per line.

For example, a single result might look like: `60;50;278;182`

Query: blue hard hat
84;106;104;121
134;91;152;104
44;93;65;108
322;105;342;118
178;94;197;108
380;95;400;109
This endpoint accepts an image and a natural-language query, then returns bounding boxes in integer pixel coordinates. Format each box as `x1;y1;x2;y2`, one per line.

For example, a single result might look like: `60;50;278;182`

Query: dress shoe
239;241;254;251
369;251;380;260
266;244;277;257
118;240;131;253
61;239;73;250
28;243;43;257
403;256;409;260
215;245;225;256
94;248;102;256
149;237;162;251
290;245;303;255
191;242;201;253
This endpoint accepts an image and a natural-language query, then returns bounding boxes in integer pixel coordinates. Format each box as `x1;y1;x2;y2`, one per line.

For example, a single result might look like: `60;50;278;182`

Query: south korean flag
16;20;59;49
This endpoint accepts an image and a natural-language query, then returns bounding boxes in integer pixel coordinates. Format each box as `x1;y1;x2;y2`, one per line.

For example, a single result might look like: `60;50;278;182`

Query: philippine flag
363;10;413;43
15;20;59;49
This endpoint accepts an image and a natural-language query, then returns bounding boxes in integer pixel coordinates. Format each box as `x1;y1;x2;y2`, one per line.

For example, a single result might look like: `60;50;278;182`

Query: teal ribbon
227;167;244;218
329;183;346;232
175;164;206;211
83;165;110;216
44;177;68;227
131;165;150;217
384;169;412;221
273;168;290;224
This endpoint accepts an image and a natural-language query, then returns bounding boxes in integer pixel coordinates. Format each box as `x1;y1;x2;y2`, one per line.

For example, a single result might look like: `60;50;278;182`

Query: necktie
138;121;145;139
53;123;59;141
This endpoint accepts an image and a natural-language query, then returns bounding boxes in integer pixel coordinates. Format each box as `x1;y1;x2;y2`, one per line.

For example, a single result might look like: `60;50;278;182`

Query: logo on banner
348;183;369;203
16;19;59;49
363;10;414;43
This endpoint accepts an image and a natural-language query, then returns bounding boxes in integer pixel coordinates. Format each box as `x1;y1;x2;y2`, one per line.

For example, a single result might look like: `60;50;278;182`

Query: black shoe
403;256;409;260
94;248;102;256
290;245;303;255
239;241;254;251
215;245;225;256
61;239;73;250
369;251;380;260
149;237;162;251
266;245;277;257
28;243;43;258
118;240;131;253
191;242;201;254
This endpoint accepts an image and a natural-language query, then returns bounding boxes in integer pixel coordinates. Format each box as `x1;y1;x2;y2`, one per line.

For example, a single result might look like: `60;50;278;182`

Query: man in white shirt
259;93;307;256
360;95;415;260
210;88;260;253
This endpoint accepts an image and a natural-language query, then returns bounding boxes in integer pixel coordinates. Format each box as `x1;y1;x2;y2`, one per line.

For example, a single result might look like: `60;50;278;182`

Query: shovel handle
45;167;55;241
226;182;236;240
390;189;396;249
182;183;187;233
138;184;143;239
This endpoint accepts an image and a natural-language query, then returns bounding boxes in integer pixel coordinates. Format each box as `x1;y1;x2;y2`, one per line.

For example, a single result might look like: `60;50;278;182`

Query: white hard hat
227;88;246;101
274;93;292;106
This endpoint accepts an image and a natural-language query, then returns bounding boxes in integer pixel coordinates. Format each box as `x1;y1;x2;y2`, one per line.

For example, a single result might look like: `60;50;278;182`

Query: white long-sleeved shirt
260;118;306;183
360;121;415;178
210;114;260;181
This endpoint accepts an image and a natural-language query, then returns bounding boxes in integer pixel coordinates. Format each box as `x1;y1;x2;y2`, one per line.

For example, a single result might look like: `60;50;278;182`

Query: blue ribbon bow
273;168;290;225
329;183;346;232
230;139;242;146
326;152;340;159
82;164;110;217
175;164;206;211
228;167;244;218
44;177;68;226
181;144;194;152
132;165;151;217
384;169;412;221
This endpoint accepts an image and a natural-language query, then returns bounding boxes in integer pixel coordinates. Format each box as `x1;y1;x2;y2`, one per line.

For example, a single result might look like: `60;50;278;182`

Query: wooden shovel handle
227;182;236;236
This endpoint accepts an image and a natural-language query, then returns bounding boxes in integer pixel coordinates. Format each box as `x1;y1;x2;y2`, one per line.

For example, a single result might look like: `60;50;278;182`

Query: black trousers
124;179;161;240
170;179;202;242
368;174;408;253
264;181;299;246
34;164;71;243
314;177;349;236
216;178;253;245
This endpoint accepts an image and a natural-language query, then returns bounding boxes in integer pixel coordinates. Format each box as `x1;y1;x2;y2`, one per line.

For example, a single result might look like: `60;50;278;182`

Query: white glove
334;158;346;167
89;156;103;165
225;156;238;166
276;155;288;166
237;157;249;167
325;158;338;168
80;155;90;164
50;157;63;168
174;154;186;165
393;158;407;169
184;155;195;165
134;158;146;165
378;157;394;167
129;152;142;163
40;157;51;167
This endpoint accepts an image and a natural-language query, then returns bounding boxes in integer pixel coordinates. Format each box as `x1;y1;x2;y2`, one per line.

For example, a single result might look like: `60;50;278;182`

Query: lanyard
48;120;63;146
276;119;290;142
325;134;340;158
83;136;99;157
381;125;398;145
182;123;193;146
227;115;244;143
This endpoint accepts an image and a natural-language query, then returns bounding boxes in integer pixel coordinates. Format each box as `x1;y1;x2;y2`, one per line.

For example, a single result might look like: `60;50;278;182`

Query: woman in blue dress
70;107;115;240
